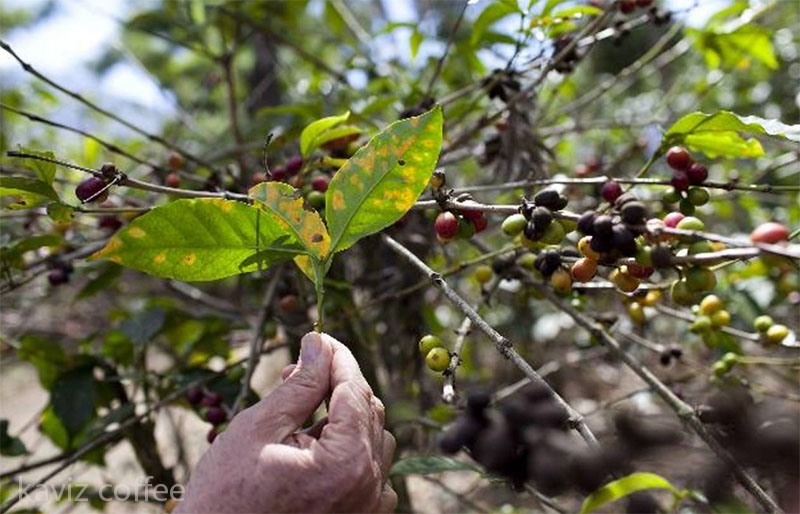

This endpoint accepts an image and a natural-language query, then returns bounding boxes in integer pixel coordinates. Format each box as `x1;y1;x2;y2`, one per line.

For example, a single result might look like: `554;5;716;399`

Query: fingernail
300;332;322;365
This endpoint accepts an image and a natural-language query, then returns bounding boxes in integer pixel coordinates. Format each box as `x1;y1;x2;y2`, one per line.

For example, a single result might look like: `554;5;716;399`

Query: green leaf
300;111;351;158
17;335;67;390
120;307;166;345
688;25;777;70
90;198;307;281
551;5;603;19
47;202;74;223
51;366;96;439
101;330;135;366
0;176;59;209
16;147;57;184
664;111;800;158
325;106;442;256
410;29;423;59
542;0;571;16
76;263;123;299
579;472;679;514
0;419;28;457
471;0;521;46
308;125;363;152
248;181;331;279
40;405;69;450
390;456;480;476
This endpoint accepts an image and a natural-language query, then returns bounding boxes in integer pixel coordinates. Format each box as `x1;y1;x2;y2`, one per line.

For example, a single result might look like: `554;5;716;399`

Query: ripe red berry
473;213;488;233
663;211;684;228
670;171;690;191
165;172;181;188
311;176;329;192
666;146;692;171
207;428;218;444
270;166;287;181
750;222;789;244
627;263;654;279
201;392;224;407
601;181;623;203
75;177;107;203
285;156;303;175
459;208;483;224
47;268;69;286
187;387;204;406
98;215;123;231
167;152;184;170
435;212;460;239
279;295;299;312
250;173;267;187
687;163;708;185
618;0;635;13
205;407;227;425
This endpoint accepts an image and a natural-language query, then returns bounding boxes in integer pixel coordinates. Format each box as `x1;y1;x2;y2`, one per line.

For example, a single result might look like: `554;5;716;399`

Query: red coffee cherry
250;173;267;187
75;177;107;203
473;213;488;233
206;428;218;444
47;268;70;286
601;181;623;203
167;152;184;170
435;212;460;239
186;387;204;406
663;211;684;228
201;391;223;407
311;176;329;192
687;163;708;185
98;215;123;231
618;0;635;13
750;222;789;244
571;258;597;282
270;166;287;181
670;171;690;191
205;407;227;425
279;295;299;312
666;146;692;170
165;172;181;188
285;156;303;175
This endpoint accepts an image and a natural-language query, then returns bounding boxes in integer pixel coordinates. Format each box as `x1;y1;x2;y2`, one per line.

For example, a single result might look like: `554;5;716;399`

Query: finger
299;416;328;439
377;485;398;513
379;430;396;481
281;364;296;381
250;332;333;441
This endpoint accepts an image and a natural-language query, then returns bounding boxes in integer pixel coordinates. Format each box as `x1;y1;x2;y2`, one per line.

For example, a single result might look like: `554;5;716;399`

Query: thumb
255;332;333;439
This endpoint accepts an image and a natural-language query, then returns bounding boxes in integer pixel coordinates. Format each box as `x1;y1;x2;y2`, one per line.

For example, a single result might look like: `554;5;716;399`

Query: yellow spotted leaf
90;198;306;281
325;106;442;255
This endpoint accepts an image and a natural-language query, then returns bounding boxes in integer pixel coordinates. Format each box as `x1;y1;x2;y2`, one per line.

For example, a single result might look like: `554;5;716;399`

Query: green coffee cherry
475;265;493;284
753;315;773;333
688;241;714;254
711;309;730;327
679;198;695;215
670;279;696;306
766;324;789;344
539;220;565;245
426;347;450;372
635;245;653;266
419;335;444;356
517;253;536;270
502;213;527;236
721;352;738;368
686;267;716;292
690;315;712;333
307;190;326;209
712;360;729;377
676;216;705;232
687;187;709;206
662;188;681;204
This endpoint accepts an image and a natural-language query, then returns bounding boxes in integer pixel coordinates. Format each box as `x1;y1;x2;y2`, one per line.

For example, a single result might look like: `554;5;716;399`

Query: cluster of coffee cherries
622;289;662;325
440;386;681;498
661;146;710;215
419;334;450;373
752;315;790;345
502;189;571;246
434;205;488;244
186;387;229;443
250;155;304;187
552;35;583;74
164;152;184;189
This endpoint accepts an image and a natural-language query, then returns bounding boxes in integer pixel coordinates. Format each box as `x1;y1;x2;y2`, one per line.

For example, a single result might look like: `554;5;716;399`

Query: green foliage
0;175;58;209
50;366;96;440
390;456;480;476
0;419;28;456
300;111;351;158
579;472;682;514
688;25;777;71
471;0;522;46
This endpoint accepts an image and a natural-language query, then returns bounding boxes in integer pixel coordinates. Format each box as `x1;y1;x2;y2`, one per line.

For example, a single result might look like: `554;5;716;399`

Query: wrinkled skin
176;332;397;513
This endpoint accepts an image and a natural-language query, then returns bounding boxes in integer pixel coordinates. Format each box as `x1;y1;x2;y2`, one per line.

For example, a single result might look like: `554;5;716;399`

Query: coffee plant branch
382;234;601;450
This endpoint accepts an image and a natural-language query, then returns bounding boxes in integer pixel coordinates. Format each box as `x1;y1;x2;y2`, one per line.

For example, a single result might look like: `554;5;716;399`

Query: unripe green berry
662;188;681;204
690;315;712;333
475;265;493;284
687;187;709;206
711;309;731;327
517;253;536;270
307;190;326;209
635;245;653;266
419;335;444;356
679;198;696;215
721;352;738;368
753;315;773;333
426;347;450;372
712;360;730;376
502;213;527;236
676;216;705;232
670;279;695;306
688;241;714;254
539;220;565;245
765;324;789;344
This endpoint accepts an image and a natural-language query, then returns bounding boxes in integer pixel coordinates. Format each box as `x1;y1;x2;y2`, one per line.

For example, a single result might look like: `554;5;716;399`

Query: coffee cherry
533;189;560;209
539;220;565;245
614;192;637;208
676;216;705;232
577;211;596;235
571;257;597;282
662;188;681;204
187;387;204;406
690;315;712;333
279;294;299;312
457;217;476;239
311;176;329;192
636;0;653;6
165;172;181;188
688;241;714;254
577;236;600;260
666;146;692;170
285;156;303;175
620;201;647;225
426;347;450;372
205;406;227;425
699;294;723;315
473;213;489;233
307;190;326;209
550;268;572;295
641;290;662;307
593;215;613;237
167;152;184;170
765;324;789;344
502;213;527;236
712;361;729;377
517;253;536;270
753;315;773;333
686;267;716;292
250;172;267;186
535;250;562;277
419;335;444;356
671;171;690;192
270;166;287;181
687;187;709;206
610;268;639;293
475;265;493;284
749;222;789;244
627;263;653;279
430;170;446;189
47;268;70;286
678;198;695;215
686;162;708;184
628;302;645;324
75;177;108;203
434;212;459;239
670;279;695;306
601;181;623;203
201;391;223;407
635;245;652;267
207;428;218;444
98;215;123;231
590;234;613;253
650;245;672;269
711;310;731;327
611;225;637;256
618;0;635;13
662;211;684;228
532;207;553;229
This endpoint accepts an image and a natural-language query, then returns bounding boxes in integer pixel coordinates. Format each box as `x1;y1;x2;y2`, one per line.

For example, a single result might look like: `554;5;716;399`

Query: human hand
176;332;397;513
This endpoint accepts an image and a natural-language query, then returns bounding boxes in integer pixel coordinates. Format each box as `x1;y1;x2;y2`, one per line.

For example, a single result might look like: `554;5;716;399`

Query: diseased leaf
248;181;331;279
300;111;351;158
390;457;480;476
579;472;679;514
663;111;800;158
325;106;442;256
0;176;59;209
90;198;307;281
